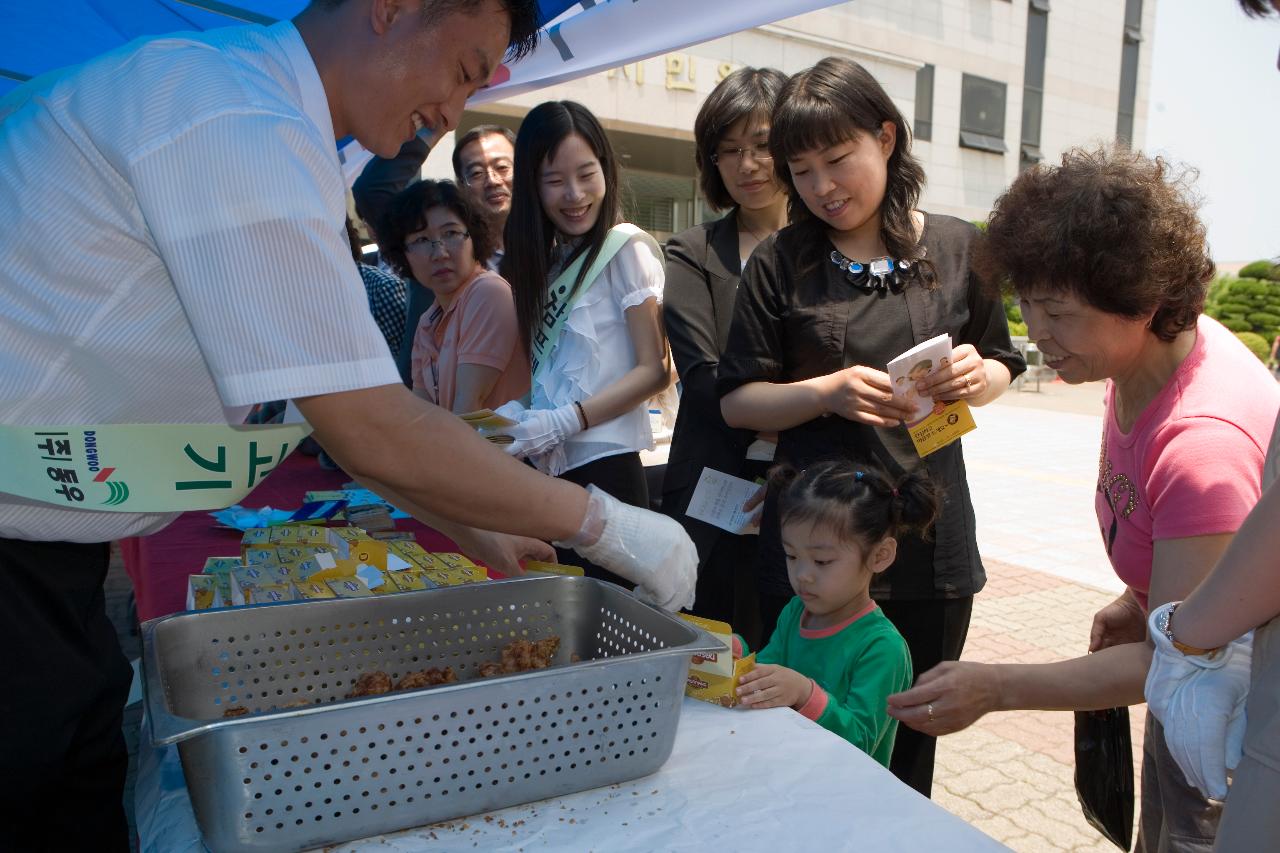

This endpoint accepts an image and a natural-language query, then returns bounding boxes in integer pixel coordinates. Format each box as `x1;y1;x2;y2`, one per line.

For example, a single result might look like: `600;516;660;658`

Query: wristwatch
1155;603;1221;657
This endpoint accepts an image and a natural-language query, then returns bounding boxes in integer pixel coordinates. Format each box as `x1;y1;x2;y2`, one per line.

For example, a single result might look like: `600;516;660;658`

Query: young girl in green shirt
735;460;940;766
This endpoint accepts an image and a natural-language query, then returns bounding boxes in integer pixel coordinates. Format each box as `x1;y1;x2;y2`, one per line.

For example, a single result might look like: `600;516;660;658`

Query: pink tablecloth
119;451;461;622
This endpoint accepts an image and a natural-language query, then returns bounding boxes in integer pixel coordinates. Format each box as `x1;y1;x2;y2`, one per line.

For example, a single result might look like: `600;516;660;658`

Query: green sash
0;422;312;512
530;224;661;387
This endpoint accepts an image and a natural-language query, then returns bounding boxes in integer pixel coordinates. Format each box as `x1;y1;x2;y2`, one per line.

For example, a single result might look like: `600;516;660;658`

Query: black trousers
878;595;974;798
0;538;132;852
554;452;649;588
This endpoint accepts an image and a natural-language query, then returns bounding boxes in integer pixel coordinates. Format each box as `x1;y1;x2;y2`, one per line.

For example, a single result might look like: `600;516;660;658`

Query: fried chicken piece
478;661;503;678
222;705;249;718
346;670;393;698
395;667;457;691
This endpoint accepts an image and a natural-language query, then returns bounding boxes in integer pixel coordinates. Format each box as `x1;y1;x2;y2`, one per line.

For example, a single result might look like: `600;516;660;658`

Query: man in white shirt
452;123;517;270
0;1;695;845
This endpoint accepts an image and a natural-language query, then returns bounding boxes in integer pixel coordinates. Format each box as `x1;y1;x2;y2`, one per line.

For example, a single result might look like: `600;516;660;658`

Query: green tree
1238;260;1280;282
1206;275;1280;344
1236;331;1270;363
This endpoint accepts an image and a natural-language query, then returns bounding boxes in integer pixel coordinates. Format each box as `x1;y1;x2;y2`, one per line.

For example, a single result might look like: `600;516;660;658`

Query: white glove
498;404;583;463
554;484;697;611
1145;602;1253;801
492;399;527;422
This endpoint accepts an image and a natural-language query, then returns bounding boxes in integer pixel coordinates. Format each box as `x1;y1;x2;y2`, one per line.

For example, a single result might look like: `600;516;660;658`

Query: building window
1116;0;1143;145
1020;0;1049;168
959;73;1007;154
914;64;934;142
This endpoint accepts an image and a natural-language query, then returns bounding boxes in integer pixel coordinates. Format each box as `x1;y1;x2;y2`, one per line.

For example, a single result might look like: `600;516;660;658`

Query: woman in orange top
381;180;529;413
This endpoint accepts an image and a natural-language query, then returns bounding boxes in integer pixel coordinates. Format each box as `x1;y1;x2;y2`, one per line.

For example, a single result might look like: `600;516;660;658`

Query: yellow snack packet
294;579;337;600
430;552;477;571
268;524;328;545
239;527;272;560
678;614;755;707
326;578;373;598
521;560;584;577
202;556;243;574
249;583;297;604
186;575;220;611
389;569;434;592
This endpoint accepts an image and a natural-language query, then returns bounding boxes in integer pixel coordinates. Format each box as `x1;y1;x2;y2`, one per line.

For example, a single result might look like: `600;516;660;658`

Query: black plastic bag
1074;707;1134;850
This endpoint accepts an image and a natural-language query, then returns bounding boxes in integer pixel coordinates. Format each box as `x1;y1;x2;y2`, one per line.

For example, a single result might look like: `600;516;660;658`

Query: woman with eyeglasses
717;58;1025;797
660;66;788;644
380;179;529;414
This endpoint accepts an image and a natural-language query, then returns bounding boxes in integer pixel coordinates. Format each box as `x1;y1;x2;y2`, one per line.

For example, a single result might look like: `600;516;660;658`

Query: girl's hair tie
892;488;900;498
854;471;864;482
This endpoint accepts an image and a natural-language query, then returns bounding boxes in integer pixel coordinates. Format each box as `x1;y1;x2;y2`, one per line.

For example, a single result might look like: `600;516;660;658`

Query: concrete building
424;0;1156;241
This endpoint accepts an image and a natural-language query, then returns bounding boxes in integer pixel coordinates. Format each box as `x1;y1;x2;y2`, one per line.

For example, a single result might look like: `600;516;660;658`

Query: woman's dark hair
771;57;927;268
768;459;941;547
377;179;494;280
693;67;788;211
971;145;1214;342
501;101;622;358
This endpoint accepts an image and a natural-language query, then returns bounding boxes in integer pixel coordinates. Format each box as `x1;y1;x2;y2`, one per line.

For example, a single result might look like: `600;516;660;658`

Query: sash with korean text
529;224;660;387
0;422;312;512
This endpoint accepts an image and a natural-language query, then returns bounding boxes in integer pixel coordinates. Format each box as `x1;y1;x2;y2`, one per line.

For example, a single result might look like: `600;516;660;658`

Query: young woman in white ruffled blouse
497;101;673;585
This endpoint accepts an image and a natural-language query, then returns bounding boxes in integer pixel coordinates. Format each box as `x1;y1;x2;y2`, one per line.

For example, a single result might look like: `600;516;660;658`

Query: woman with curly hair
887;145;1280;851
717;57;1026;796
380;179;529;414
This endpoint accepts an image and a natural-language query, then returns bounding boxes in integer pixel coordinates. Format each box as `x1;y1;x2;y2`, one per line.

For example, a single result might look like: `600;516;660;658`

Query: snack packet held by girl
735;459;940;766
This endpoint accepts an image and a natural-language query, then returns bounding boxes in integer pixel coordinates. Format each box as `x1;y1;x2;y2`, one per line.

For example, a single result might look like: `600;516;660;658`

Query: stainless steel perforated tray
141;575;722;852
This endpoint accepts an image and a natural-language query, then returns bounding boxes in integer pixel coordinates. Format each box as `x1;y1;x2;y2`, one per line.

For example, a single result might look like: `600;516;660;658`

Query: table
134;697;1008;852
119;451;463;622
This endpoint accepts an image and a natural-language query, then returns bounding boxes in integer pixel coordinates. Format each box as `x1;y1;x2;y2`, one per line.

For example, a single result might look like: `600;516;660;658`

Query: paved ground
930;378;1143;852
108;376;1144;851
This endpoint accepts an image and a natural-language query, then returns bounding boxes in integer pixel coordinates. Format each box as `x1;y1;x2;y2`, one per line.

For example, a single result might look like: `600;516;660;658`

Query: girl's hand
918;344;987;402
823;365;917;427
736;664;814;709
886;661;1001;736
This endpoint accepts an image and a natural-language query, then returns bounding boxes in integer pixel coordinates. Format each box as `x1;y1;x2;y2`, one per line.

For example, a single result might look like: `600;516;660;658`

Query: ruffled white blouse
532;234;664;473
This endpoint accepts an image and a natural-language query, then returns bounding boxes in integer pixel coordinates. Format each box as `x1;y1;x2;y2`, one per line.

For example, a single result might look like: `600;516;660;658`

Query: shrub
1221;317;1254;333
1008;321;1028;337
1236;331;1270;363
1238;260;1280;281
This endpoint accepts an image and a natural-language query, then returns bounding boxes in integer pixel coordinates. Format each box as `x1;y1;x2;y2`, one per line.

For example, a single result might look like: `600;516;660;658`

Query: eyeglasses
406;229;470;254
710;143;773;166
463;162;514;186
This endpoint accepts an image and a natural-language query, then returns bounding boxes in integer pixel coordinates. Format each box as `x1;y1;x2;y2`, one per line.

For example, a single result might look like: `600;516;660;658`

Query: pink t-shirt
1096;316;1280;610
410;269;530;412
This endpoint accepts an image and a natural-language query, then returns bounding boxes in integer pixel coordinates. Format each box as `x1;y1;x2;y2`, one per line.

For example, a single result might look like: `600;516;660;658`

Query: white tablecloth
136;697;1008;852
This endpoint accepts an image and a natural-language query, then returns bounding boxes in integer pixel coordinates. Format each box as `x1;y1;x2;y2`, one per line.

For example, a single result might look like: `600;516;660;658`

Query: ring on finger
927;703;935;723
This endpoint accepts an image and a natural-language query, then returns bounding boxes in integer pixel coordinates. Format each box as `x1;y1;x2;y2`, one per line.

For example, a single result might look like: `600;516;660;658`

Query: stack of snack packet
678;613;756;708
186;523;501;611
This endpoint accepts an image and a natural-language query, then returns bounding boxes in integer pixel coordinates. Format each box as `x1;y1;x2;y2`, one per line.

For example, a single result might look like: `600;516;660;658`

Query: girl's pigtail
889;468;943;538
766;462;801;496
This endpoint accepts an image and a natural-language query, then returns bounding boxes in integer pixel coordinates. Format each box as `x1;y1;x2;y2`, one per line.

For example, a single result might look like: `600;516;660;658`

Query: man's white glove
554;484;696;611
498;404;582;464
1145;602;1253;801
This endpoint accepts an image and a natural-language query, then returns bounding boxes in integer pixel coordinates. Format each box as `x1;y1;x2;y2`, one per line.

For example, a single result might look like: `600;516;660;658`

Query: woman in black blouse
717;57;1025;797
661;67;787;646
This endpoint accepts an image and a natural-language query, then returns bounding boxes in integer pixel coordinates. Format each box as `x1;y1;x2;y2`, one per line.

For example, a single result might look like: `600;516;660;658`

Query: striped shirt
0;22;401;543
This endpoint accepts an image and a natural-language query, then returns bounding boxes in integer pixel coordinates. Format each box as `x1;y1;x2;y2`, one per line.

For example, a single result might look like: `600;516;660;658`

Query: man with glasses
452;124;517;269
